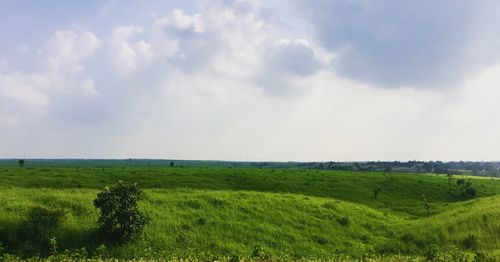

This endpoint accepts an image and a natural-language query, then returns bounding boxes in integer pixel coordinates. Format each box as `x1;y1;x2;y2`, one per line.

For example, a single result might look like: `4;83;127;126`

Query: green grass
0;166;499;260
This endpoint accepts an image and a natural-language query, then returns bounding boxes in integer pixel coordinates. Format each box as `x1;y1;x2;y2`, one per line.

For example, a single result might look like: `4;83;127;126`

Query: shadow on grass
0;219;106;258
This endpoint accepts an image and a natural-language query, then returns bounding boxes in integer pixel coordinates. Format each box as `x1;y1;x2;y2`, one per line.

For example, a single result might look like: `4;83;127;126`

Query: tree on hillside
18;159;25;167
459;181;476;199
421;194;431;215
373;188;381;199
170;161;174;167
447;174;453;189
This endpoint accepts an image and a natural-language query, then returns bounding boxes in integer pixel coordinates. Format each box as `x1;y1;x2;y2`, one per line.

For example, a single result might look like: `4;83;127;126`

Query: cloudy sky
1;0;500;161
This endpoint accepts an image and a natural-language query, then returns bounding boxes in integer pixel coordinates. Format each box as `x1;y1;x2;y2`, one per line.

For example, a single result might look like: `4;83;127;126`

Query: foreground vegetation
0;164;499;261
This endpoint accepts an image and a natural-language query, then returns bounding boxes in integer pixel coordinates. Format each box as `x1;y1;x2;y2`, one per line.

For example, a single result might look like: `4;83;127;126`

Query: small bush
196;217;207;226
338;217;350;226
462;234;479;250
425;244;441;261
229;254;242;262
464;183;476;198
400;232;415;242
93;180;149;241
312;235;328;245
93;244;108;259
252;244;269;259
373;188;382;199
474;251;495;262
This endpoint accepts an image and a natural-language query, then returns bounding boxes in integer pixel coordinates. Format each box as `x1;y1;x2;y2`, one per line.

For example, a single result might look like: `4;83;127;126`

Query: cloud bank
1;0;500;161
298;0;500;87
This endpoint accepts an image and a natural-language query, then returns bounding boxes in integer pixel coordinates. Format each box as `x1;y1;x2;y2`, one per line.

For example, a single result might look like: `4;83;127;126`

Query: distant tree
422;162;433;173
373;188;382;200
456;179;466;186
94;181;149;241
459;181;476;199
170;161;174;167
422;194;431;215
447;174;453;189
18;159;25;167
471;167;480;176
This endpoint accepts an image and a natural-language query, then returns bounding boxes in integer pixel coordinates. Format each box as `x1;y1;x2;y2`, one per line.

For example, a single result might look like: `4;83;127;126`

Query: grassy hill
0;165;499;260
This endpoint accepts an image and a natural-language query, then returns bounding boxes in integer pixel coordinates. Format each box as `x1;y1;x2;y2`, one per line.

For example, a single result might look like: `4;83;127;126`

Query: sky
1;0;500;161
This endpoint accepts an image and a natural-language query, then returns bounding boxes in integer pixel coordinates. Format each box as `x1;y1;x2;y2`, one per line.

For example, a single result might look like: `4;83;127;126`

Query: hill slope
0;166;499;260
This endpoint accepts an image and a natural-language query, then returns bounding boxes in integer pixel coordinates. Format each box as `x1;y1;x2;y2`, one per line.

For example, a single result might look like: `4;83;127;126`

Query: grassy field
0;165;499;260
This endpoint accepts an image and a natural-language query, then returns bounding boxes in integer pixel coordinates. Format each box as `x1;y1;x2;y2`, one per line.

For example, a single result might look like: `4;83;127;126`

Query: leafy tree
170;161;174;167
18;159;25;167
93;181;149;241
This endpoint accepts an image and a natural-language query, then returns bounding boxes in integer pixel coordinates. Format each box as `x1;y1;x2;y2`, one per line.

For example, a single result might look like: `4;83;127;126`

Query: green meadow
0;165;499;261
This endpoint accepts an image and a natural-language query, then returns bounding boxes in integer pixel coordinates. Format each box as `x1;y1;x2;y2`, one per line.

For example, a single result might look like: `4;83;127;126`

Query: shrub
93;180;149;241
422;194;431;215
400;232;415;242
93;244;108;259
373;188;381;199
462;234;479;250
312;235;328;245
229;254;242;262
460;181;477;199
424;244;441;261
474;251;495;262
196;217;207;226
252;244;269;259
338;217;350;226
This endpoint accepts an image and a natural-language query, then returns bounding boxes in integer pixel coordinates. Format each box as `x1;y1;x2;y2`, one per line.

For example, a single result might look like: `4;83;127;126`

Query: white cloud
157;9;205;33
135;40;153;59
109;26;154;75
0;73;50;128
0;73;49;108
81;78;98;96
45;30;100;73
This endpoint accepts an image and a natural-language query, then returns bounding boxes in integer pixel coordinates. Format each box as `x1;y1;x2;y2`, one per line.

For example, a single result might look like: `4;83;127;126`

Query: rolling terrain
0;163;499;260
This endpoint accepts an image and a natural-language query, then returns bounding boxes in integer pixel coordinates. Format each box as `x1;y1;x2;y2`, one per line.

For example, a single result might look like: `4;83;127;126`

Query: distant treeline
1;159;499;177
294;161;500;177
